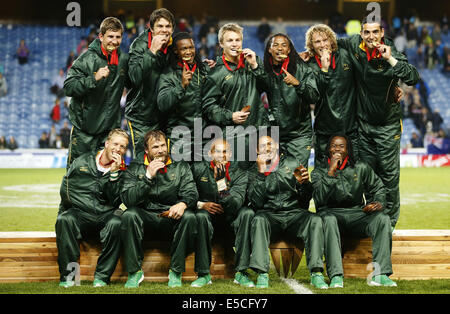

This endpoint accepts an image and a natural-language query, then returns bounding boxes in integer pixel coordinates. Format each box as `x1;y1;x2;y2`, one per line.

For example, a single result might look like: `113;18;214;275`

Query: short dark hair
169;32;204;69
99;17;124;35
144;130;167;150
361;16;383;30
149;8;175;30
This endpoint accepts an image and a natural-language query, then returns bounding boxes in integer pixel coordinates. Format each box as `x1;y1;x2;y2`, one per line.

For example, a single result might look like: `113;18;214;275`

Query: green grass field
0;167;449;294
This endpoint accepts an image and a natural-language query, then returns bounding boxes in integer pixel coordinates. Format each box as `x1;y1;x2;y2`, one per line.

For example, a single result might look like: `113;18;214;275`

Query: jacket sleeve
157;70;186;113
249;60;271;92
128;35;165;88
311;167;339;210
294;62;320;104
63;54;99;98
336;34;360;52
390;50;419;86
247;170;267;210
120;165;153;208
202;75;234;126
177;163;199;209
361;163;387;209
219;168;248;216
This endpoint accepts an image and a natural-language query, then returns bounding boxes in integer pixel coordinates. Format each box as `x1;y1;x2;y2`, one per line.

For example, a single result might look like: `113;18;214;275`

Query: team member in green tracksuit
337;18;419;228
311;134;396;288
126;8;175;158
157;32;210;162
120;130;198;288
56;129;129;288
254;33;319;166
191;139;255;288
202;23;267;167
247;135;329;289
302;24;359;168
64;17;129;167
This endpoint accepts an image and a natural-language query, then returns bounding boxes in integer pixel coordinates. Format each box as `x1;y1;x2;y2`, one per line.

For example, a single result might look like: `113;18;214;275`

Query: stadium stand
0;23;448;149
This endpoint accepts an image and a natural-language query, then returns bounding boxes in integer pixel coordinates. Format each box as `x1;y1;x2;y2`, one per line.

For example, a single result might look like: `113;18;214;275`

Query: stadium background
0;0;448;295
0;0;448;158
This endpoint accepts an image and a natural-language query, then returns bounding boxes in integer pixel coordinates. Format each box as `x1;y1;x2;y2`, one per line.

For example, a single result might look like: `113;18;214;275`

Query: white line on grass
281;278;314;294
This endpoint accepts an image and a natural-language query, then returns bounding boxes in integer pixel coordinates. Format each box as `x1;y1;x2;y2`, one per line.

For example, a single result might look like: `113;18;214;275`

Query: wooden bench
269;241;304;278
1;230;449;282
0;232;234;282
342;230;450;280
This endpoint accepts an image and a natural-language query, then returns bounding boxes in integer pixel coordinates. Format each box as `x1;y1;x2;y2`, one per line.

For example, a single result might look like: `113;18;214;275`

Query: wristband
197;201;205;210
388;56;398;67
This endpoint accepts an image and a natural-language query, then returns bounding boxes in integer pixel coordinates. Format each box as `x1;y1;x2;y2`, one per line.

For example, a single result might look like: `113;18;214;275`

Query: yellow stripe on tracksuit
127;120;136;155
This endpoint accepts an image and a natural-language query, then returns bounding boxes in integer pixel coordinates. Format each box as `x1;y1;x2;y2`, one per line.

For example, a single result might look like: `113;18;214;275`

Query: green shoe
191;273;212;287
369;275;397;287
124;269;144;288
256;273;269;288
59;281;75;288
168;269;182;288
310;272;328;289
233;271;255;288
329;275;344;288
93;279;107;287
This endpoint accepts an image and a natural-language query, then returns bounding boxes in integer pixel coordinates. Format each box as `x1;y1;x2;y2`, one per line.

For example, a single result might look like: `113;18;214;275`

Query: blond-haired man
202;23;268;168
56;129;129;288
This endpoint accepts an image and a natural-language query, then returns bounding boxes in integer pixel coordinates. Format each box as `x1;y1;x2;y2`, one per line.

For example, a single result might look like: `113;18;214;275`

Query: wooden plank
393;241;450;247
270;249;282;276
0;232;56;239
393;230;450;240
344;263;450;273
0;261;58;267
280;249;293;278
0;277;60;283
0;255;58;262
0;268;59;277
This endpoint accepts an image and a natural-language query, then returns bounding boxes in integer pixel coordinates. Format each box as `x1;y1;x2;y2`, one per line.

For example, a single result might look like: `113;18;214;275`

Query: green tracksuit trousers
67;127;109;168
249;209;325;273
358;121;401;227
120;207;197;274
127;120;155;159
280;135;312;168
55;209;122;283
319;208;393;279
195;207;255;274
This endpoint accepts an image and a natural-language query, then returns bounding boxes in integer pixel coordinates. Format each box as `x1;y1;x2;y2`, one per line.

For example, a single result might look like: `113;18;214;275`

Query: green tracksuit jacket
305;48;357;136
252;61;319;164
56;151;125;282
191;161;254;273
247;154;313;212
120;157;199;274
157;62;209;161
311;160;393;278
64;38;129;136
202;56;267;129
126;29;169;128
304;48;359;166
338;35;419;126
